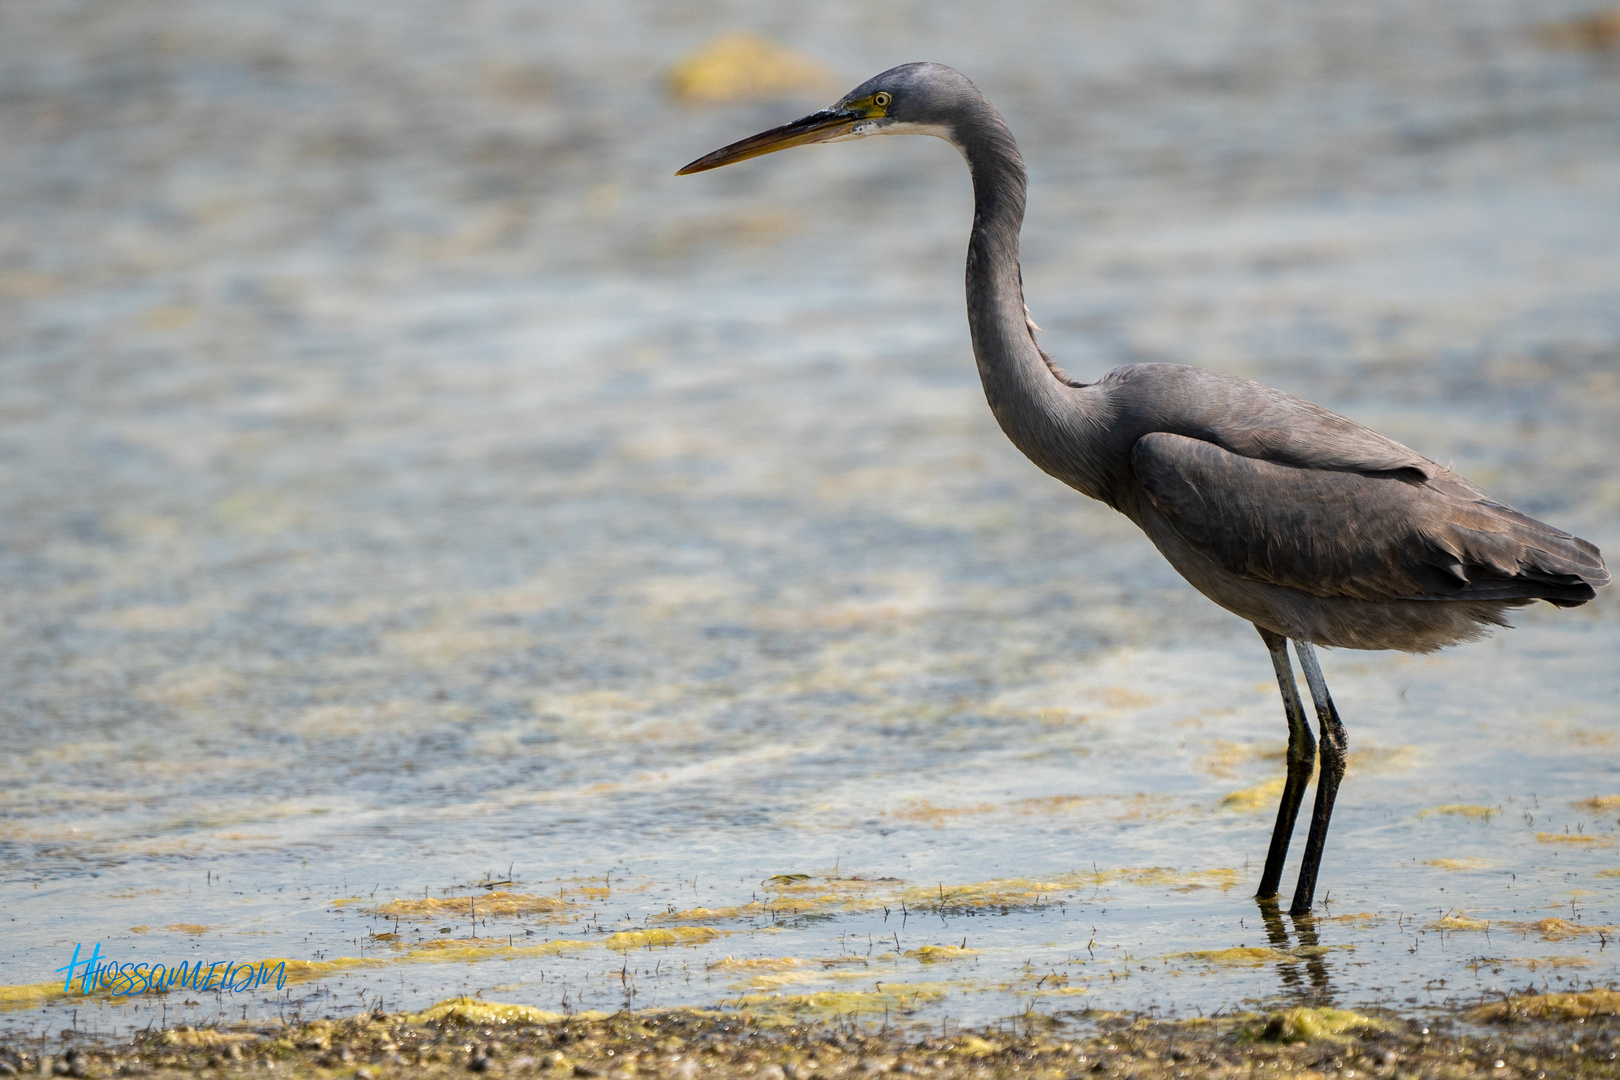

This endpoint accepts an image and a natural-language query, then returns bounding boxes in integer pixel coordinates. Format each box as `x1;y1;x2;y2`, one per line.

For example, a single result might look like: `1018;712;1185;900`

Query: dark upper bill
675;108;860;175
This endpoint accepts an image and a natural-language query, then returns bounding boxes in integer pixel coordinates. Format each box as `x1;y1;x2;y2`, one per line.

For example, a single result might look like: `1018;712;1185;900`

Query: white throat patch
828;119;961;153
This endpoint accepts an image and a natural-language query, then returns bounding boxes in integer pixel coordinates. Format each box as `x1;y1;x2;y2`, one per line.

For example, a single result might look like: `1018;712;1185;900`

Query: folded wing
1132;432;1609;606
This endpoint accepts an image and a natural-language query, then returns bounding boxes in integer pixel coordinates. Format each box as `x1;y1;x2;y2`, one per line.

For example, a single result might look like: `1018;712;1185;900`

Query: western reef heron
677;62;1610;915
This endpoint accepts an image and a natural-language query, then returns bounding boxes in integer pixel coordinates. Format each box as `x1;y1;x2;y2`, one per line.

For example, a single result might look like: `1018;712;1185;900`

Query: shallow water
1;0;1619;1040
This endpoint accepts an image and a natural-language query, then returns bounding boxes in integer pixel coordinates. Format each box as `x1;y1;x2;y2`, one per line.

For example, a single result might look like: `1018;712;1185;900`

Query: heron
677;63;1610;916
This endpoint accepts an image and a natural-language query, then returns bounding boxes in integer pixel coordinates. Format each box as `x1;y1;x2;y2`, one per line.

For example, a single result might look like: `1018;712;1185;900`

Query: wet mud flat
5;993;1620;1080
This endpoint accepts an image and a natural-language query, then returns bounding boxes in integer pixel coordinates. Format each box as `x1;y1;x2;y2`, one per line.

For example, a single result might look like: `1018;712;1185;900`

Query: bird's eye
874;92;891;108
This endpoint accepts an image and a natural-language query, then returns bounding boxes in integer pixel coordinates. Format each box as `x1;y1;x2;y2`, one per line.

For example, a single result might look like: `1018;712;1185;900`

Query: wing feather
1132;433;1608;605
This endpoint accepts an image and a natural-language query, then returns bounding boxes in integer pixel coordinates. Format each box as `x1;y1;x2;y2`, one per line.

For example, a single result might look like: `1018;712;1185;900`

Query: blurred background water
2;0;1619;1038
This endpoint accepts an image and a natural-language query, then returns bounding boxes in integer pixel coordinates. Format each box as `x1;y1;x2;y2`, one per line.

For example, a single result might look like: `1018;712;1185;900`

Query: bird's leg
1255;626;1315;900
1288;641;1348;917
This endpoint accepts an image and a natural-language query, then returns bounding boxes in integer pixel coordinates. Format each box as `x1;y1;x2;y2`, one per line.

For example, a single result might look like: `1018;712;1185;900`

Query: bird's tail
1428;494;1610;608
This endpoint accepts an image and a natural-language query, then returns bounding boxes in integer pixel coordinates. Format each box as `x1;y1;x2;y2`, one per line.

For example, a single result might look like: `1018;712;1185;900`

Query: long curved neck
953;103;1100;492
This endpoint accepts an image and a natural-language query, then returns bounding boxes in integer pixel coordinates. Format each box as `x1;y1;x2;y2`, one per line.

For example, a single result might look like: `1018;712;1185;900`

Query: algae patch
1426;858;1493;870
1219;776;1286;812
907;945;979;963
653;903;766;924
901;866;1239;911
1114;867;1242;892
1419;804;1497;821
1251;1007;1387;1043
1441;916;1620;941
602;926;720;950
0;955;383;1013
1509;956;1597;970
708;956;806;980
723;983;950;1019
1179;947;1289;967
400;938;590;963
1180;944;1349;967
410;996;567;1026
374;891;572;920
0;981;68;1011
1511;917;1618;941
1324;912;1382;927
159;1028;260;1048
1468;988;1620;1022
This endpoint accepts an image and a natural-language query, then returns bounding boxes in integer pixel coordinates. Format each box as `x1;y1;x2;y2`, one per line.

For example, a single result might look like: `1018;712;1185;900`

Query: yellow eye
874;92;892;108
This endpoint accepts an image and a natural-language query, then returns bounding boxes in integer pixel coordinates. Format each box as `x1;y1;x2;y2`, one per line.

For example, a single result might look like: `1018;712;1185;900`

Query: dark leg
1289;641;1348;917
1255;626;1316;900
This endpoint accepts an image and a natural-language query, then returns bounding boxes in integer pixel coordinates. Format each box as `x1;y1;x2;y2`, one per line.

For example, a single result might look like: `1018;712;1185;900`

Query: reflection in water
1258;899;1334;1003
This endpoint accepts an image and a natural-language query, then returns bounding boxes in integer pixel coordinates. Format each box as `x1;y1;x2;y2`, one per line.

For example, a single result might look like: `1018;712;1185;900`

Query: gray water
2;0;1619;1038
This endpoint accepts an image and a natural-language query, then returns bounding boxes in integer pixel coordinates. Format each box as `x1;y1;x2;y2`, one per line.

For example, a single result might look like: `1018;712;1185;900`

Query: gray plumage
679;62;1609;915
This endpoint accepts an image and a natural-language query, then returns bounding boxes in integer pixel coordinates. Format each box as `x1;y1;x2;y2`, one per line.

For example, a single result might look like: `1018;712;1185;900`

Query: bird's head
676;62;978;175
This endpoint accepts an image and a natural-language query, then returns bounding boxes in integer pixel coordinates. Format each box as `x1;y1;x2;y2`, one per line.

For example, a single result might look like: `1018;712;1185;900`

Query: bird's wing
1105;363;1443;479
1131;432;1609;605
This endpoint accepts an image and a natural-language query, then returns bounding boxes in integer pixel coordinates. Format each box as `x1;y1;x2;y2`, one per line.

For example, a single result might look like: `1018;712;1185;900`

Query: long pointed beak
676;108;860;175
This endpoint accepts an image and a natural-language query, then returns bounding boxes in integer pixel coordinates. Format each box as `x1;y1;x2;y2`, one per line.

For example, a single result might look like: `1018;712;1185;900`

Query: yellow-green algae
1108;866;1242;892
950;1035;1003;1056
1426;857;1493;869
1219;777;1286;812
707;955;804;972
722;982;950;1018
374;891;573;919
907;944;979;963
898;867;1240;910
1419;804;1498;820
1324;912;1382;926
747;866;1242;922
1513;916;1619;941
0;938;611;1012
0;981;70;1011
1179;945;1349;967
157;1028;260;1048
652;902;766;923
1425;914;1620;940
398;937;591;962
1179;947;1290;966
1251;1007;1388;1043
409;996;568;1026
602;926;720;950
1508;955;1598;970
0;955;385;1012
1469;988;1620;1021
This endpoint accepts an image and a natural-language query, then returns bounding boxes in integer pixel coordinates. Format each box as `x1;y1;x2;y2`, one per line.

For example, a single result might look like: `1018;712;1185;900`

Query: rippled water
2;0;1618;1039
